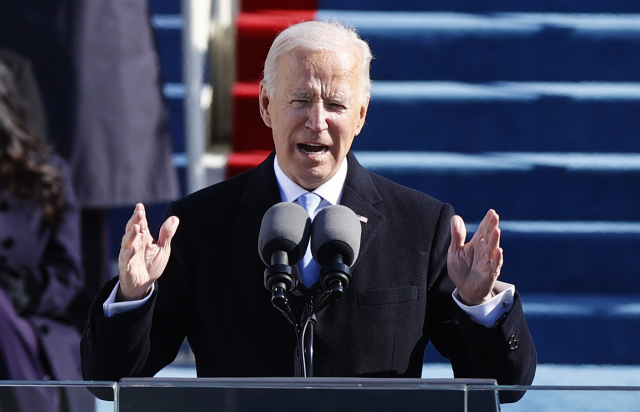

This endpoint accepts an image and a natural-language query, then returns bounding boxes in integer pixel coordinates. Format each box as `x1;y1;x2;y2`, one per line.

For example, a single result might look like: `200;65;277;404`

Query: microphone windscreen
311;205;362;267
258;202;311;265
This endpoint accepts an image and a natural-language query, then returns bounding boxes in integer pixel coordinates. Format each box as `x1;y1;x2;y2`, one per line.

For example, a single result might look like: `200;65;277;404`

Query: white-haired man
82;21;536;404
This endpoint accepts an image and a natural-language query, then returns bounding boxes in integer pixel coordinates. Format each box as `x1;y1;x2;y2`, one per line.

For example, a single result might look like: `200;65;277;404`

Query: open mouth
298;143;329;155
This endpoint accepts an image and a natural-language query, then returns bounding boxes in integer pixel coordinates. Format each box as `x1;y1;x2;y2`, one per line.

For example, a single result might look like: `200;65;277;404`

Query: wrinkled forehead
276;48;362;92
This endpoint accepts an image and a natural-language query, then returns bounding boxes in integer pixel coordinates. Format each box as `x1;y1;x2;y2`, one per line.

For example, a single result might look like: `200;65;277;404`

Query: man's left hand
447;209;503;306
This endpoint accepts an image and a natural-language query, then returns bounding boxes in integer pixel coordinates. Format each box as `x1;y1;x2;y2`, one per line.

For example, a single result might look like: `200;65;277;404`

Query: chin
295;169;329;190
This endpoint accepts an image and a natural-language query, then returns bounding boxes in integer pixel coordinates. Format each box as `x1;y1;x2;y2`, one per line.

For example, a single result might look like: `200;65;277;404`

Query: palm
447;210;503;305
118;204;179;301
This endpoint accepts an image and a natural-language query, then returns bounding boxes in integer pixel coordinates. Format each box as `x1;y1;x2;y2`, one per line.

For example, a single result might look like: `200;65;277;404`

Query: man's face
259;48;369;190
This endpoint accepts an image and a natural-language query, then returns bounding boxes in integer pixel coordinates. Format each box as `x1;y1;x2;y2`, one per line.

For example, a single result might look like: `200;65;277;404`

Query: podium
117;377;500;412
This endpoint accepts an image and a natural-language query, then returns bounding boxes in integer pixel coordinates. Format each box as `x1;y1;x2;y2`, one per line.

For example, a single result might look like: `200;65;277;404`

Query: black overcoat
82;152;536;403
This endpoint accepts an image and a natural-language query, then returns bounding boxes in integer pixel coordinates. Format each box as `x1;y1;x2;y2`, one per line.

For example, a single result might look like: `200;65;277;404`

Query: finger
482;209;499;242
157;216;180;249
125;203;145;232
138;204;149;233
474;209;491;240
121;223;141;249
486;227;501;260
449;215;466;251
491;247;504;276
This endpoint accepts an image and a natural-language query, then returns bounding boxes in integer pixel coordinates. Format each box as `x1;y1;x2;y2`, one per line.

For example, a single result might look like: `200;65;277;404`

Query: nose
305;102;328;132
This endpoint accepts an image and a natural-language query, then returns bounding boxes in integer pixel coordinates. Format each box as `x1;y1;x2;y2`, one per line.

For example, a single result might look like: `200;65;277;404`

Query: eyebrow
288;89;349;103
288;90;313;99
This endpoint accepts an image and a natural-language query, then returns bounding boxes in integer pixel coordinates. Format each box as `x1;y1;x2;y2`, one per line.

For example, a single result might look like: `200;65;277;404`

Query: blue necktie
297;193;322;286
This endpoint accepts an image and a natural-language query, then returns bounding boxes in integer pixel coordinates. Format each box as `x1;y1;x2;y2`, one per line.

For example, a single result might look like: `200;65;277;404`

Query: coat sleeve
425;203;537;404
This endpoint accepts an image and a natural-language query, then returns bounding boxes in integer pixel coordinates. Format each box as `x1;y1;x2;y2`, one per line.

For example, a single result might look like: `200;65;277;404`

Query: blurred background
2;0;640;410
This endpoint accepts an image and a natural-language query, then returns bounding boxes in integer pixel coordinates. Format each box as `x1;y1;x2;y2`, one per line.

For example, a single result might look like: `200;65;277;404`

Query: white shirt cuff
452;281;515;327
103;280;155;318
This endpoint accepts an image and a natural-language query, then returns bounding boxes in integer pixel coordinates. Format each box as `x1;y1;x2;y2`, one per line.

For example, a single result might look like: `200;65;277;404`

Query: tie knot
297;192;322;219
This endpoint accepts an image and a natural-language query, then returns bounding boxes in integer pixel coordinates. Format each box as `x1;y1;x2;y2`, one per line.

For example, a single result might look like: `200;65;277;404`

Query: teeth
298;143;328;154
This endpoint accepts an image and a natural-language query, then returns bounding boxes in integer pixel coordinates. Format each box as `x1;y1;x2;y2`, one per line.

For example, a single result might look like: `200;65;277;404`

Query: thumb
449;215;466;252
157;216;180;249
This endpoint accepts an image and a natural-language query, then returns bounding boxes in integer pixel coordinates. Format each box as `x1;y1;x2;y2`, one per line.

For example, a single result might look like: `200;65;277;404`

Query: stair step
236;11;315;82
151;14;183;83
149;0;181;14
426;294;640;364
522;294;640;364
354;151;640;221
356;82;640;153
490;226;640;295
316;12;640;82
319;1;640;13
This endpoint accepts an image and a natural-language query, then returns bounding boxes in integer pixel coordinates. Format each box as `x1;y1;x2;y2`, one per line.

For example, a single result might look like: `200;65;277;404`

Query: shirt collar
274;155;348;206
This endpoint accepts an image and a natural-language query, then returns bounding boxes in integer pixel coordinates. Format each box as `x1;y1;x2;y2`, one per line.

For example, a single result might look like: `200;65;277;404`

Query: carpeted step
241;0;316;12
355;82;640;153
425;294;640;364
227;150;272;178
353;151;640;221
151;14;183;84
149;0;181;14
231;82;273;152
319;0;640;13
165;88;185;153
317;12;640;82
476;224;640;295
236;11;316;83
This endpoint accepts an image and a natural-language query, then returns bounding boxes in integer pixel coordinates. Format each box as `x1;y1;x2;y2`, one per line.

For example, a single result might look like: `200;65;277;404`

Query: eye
328;102;346;111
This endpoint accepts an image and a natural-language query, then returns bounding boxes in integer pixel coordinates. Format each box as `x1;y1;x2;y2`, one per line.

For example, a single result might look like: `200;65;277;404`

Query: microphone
311;205;362;301
258;202;311;311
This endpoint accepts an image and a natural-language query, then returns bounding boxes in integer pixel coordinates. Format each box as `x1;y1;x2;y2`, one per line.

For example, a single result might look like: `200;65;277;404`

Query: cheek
332;117;358;146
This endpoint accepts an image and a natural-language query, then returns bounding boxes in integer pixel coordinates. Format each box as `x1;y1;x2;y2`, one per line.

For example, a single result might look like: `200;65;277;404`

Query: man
81;21;536;403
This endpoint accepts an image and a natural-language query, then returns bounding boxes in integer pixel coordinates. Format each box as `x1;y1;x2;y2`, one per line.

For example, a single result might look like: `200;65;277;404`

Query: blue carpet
318;12;640;82
354;83;640;153
354;151;640;221
318;0;640;13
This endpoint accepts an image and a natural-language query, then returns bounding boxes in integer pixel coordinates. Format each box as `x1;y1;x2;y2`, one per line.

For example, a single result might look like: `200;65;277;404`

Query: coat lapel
340;152;385;270
238;151;282;263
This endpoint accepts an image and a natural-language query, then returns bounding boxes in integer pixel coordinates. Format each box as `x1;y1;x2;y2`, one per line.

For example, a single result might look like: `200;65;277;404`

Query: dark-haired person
0;48;47;143
0;63;90;412
82;21;536;404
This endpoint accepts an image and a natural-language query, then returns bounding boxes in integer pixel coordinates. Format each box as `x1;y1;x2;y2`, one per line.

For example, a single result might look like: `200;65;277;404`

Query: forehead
275;48;361;95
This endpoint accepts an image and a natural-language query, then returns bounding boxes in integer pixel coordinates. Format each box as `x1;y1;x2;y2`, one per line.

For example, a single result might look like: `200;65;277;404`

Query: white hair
262;20;373;101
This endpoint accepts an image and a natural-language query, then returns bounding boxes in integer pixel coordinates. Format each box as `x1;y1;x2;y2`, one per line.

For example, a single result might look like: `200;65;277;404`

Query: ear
259;82;272;128
354;96;370;136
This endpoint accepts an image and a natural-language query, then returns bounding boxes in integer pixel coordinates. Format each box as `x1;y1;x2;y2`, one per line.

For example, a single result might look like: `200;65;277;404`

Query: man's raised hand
447;209;504;306
117;203;179;301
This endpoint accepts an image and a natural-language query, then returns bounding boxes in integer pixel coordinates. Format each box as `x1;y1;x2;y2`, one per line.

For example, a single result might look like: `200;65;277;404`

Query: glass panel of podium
3;379;640;411
0;380;116;412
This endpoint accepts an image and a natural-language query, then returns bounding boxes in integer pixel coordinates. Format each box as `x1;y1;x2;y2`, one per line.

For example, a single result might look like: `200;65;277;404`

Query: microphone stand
299;259;352;377
265;255;351;378
301;311;316;377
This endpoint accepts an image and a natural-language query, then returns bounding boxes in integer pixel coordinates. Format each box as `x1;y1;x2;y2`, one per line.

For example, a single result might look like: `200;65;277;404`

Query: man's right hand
117;203;179;301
